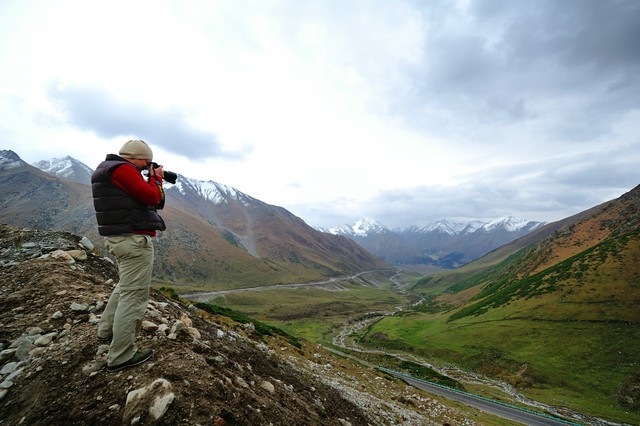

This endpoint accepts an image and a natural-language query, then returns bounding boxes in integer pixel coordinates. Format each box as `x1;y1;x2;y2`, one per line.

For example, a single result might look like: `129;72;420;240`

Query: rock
0;389;7;402
66;249;87;261
5;368;24;383
70;302;89;312
188;326;201;339
142;321;159;332
82;359;107;375
168;320;200;339
51;250;75;264
260;381;275;394
34;332;57;346
124;379;175;424
235;376;249;388
28;347;47;357
12;338;34;361
0;349;16;364
170;320;186;335
149;390;175;421
180;314;192;327
0;361;20;375
51;310;63;319
79;236;94;251
157;324;170;336
26;327;43;336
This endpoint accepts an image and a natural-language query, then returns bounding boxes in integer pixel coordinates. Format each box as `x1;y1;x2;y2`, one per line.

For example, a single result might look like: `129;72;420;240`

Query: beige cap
119;139;153;160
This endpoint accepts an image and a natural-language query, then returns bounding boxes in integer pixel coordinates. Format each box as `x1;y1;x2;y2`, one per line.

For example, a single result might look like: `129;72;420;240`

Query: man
91;139;166;372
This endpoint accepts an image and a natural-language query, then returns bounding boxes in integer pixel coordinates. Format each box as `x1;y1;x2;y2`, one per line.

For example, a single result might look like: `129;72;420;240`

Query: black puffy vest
91;154;166;236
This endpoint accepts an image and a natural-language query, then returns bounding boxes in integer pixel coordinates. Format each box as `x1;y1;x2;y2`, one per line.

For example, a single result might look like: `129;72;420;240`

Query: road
180;270;386;301
379;368;579;426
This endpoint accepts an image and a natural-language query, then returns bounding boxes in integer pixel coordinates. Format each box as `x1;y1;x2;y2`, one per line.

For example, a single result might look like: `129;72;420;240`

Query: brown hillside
446;184;640;320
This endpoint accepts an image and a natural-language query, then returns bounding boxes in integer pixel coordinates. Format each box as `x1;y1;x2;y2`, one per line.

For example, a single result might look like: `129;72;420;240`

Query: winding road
180;270;383;301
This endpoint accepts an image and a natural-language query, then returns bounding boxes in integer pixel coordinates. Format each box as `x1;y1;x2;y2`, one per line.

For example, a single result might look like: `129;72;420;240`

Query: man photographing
91;139;166;372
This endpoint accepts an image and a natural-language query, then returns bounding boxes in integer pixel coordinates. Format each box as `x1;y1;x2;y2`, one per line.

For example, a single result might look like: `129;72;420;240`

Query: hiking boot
106;349;154;372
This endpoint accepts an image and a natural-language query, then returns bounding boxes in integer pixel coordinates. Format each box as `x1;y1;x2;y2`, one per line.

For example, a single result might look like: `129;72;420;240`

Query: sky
0;0;638;229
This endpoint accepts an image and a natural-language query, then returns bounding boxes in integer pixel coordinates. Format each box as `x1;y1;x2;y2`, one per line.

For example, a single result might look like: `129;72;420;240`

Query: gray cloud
362;146;640;229
48;85;246;161
400;0;640;142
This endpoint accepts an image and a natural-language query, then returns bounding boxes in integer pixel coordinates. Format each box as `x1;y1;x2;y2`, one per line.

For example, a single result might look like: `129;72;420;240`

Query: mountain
0;150;95;238
323;216;546;268
32;155;93;185
0;150;389;288
0;224;472;425
446;183;640;319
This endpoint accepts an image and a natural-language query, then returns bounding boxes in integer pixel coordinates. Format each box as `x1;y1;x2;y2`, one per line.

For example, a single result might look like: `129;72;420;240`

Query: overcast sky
1;0;638;228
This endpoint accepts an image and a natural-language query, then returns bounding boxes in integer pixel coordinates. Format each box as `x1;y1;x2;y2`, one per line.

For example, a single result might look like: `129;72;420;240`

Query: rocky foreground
0;224;477;425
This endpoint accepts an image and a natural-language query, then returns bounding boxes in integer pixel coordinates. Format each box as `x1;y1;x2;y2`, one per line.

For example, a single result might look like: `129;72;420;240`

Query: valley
179;273;611;425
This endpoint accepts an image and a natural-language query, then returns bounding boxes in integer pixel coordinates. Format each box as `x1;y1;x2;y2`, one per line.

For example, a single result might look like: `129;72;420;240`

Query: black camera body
149;162;178;184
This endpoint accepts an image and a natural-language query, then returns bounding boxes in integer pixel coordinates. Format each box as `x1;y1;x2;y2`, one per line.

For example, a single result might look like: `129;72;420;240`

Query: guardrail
376;366;582;426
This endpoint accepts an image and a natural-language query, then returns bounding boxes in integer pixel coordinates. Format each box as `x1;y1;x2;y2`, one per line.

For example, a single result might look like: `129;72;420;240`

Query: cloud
396;0;640;143
47;84;246;161
361;145;640;229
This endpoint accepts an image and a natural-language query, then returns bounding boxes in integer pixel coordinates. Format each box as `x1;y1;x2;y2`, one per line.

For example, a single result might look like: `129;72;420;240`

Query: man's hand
149;164;165;180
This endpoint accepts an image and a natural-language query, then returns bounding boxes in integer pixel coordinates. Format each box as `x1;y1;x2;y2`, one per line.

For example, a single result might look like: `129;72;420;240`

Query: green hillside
359;185;640;424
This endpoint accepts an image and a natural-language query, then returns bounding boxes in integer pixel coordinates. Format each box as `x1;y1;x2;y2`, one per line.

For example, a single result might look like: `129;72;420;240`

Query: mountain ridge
321;216;546;269
31;155;93;185
0;150;389;288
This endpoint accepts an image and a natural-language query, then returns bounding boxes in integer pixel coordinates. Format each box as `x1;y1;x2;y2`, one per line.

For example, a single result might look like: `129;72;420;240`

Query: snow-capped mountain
32;156;93;185
479;216;543;233
0;150;25;170
324;218;390;237
324;216;547;269
170;175;255;207
420;219;468;235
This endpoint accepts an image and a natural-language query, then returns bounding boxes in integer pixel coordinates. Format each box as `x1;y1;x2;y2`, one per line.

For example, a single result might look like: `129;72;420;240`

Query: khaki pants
98;234;154;366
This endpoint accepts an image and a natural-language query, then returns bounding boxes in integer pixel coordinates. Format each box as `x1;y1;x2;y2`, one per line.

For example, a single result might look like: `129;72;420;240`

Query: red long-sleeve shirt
111;164;163;236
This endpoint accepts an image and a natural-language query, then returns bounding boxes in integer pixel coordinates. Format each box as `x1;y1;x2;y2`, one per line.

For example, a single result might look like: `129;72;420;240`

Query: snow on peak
481;216;535;232
327;218;389;237
352;218;388;235
421;219;467;235
33;156;93;179
172;176;251;206
0;150;25;170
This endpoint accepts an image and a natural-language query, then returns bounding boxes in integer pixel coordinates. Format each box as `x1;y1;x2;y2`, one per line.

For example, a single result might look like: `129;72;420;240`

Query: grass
198;278;410;345
159;286;302;347
359;307;640;425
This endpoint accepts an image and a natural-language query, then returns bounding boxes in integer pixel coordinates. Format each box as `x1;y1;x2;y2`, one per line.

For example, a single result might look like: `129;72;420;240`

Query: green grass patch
159;286;301;347
359;309;640;424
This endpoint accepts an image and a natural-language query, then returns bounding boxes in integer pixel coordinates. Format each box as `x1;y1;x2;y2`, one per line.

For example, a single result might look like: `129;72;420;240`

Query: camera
147;162;178;184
